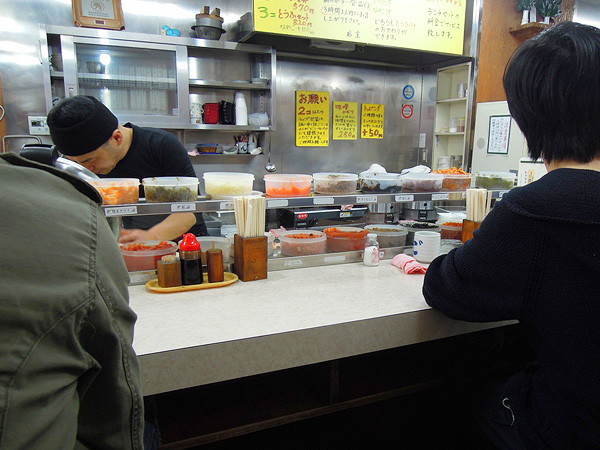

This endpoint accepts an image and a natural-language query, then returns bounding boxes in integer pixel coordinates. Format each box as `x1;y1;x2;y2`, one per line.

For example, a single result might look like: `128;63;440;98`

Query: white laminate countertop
129;260;511;395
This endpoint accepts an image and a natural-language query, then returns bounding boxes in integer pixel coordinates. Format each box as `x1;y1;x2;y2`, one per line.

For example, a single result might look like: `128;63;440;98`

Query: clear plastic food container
264;174;312;197
474;171;516;190
203;172;255;198
313;173;358;195
324;227;369;252
364;224;408;248
142;177;199;202
440;174;471;191
194;236;231;264
439;222;463;240
435;206;467;222
119;240;177;272
88;178;140;205
279;230;326;256
359;173;402;193
400;173;444;192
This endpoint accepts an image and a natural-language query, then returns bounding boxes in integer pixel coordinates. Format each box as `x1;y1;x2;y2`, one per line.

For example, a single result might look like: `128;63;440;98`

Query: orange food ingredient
324;227;370;239
288;233;322;239
433;167;468;175
266;183;311;197
121;241;173;252
95;185;139;205
443;222;463;227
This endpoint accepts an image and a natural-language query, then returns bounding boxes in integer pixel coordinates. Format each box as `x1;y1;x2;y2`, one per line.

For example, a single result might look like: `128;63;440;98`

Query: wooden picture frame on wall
72;0;125;31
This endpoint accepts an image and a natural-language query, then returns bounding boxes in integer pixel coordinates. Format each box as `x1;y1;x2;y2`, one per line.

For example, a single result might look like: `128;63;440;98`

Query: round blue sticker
403;85;415;100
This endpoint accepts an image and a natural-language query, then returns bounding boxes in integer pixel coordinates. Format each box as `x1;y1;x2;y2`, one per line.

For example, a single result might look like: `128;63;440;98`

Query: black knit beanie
48;96;118;156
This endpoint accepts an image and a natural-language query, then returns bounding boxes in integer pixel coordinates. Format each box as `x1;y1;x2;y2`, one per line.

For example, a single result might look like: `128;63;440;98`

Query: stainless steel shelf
100;191;470;217
268;246;408;271
189;79;269;90
176;124;271;131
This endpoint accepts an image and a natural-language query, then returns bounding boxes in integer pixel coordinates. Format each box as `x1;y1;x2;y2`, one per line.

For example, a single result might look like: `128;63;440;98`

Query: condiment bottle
206;248;225;283
363;233;380;267
180;233;203;285
234;92;248;126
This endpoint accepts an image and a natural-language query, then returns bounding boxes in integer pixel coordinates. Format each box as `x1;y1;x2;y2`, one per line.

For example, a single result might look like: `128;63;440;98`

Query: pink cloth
391;254;427;274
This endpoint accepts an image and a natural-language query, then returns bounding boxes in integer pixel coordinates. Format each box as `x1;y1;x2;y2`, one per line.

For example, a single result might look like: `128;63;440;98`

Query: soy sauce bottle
180;233;203;285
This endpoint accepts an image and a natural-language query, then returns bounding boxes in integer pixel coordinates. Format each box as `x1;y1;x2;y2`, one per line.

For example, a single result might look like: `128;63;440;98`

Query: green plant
535;0;562;17
517;0;535;11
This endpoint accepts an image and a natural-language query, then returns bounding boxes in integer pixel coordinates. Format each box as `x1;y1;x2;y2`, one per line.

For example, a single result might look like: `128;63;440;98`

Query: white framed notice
487;115;511;155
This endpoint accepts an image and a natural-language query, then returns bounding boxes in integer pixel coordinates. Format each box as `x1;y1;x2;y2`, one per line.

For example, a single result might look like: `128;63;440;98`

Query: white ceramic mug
413;231;441;264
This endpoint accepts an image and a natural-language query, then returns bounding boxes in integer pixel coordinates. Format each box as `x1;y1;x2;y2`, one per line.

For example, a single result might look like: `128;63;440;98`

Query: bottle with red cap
180;233;203;285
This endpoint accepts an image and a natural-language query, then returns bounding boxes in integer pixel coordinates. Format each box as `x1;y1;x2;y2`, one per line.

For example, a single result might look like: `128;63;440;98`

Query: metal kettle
19;144;98;182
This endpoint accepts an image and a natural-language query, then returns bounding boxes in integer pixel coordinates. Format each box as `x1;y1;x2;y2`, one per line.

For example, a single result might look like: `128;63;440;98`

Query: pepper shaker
206;248;224;283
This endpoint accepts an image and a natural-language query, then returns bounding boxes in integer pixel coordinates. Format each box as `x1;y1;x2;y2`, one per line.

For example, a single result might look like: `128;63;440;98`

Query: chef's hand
118;228;153;244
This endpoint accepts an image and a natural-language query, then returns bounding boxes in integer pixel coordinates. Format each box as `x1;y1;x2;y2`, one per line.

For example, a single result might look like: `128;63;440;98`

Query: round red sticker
402;104;413;119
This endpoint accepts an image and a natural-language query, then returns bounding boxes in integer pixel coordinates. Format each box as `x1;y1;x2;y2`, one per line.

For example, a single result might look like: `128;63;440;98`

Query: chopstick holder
233;235;268;281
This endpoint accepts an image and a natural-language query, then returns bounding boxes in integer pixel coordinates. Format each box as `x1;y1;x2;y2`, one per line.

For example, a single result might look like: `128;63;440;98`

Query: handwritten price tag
104;206;137;216
394;194;414;202
171;203;195;212
356;195;377;203
431;193;449;201
284;259;303;267
219;201;234;210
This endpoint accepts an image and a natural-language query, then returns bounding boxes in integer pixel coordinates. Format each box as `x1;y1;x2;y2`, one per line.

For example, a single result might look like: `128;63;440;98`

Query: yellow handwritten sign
296;91;330;147
332;101;358;140
361;103;384;139
254;0;466;55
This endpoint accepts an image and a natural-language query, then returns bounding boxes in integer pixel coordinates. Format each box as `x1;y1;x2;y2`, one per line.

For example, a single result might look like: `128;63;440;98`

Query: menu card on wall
295;91;330;146
487;115;511;154
360;104;384;139
253;0;466;55
332;101;358;140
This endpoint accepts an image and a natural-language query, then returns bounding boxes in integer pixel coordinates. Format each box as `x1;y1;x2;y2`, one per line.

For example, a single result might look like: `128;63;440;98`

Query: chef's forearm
146;213;197;240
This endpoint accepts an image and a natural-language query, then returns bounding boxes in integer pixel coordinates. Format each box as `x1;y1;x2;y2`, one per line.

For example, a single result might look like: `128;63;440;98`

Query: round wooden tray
146;272;238;293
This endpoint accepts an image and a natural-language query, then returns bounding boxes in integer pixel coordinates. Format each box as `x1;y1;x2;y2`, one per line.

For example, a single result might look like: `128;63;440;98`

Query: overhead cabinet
44;25;276;132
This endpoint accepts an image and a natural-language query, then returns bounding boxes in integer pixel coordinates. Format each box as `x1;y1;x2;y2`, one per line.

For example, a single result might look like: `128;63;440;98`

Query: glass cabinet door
60;36;188;126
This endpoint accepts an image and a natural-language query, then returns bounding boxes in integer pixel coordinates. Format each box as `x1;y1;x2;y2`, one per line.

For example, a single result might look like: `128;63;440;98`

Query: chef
47;95;207;243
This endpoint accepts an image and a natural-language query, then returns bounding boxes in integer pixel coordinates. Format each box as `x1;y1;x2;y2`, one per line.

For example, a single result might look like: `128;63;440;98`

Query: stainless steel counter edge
128;260;514;396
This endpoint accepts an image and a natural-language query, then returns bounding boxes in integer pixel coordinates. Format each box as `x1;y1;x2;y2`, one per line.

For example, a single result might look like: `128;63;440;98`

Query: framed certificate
72;0;125;30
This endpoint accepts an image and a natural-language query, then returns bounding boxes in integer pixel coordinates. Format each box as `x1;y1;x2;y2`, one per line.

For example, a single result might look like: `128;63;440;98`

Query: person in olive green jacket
0;153;144;449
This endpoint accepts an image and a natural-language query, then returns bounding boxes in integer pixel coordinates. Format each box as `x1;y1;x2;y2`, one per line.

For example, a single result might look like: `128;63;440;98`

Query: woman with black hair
423;22;600;449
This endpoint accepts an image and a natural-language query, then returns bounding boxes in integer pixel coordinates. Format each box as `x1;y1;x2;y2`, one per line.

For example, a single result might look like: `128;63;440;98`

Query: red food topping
121;241;173;251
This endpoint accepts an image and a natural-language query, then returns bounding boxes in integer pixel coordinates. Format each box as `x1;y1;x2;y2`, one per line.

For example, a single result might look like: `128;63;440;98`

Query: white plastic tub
203;172;254;198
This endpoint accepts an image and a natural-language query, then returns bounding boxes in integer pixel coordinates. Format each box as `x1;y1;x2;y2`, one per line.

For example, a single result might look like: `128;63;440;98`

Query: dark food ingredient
402;179;442;192
405;222;438;229
145;185;198;202
315;175;357;194
359;180;401;193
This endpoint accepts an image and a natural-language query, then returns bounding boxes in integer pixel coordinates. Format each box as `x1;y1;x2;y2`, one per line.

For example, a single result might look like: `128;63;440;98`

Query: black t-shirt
102;123;207;237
